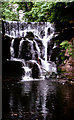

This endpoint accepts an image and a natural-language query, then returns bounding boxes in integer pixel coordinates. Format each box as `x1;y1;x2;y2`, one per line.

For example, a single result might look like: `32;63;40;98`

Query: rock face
59;56;73;80
25;32;34;40
13;38;20;58
52;22;74;80
20;40;33;60
50;46;60;62
3;61;24;76
32;63;40;78
19;32;44;62
2;35;11;61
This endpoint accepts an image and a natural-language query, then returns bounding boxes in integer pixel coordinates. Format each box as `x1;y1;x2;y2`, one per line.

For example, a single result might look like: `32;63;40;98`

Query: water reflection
2;79;74;120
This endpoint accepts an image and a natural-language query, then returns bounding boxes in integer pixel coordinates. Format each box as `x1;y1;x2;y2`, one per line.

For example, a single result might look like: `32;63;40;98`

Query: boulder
13;38;20;58
2;35;11;61
26;60;41;78
20;40;33;60
32;63;40;79
25;32;34;40
3;61;24;76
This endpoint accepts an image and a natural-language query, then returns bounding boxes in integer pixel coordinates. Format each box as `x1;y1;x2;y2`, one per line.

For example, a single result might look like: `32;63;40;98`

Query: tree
1;1;74;23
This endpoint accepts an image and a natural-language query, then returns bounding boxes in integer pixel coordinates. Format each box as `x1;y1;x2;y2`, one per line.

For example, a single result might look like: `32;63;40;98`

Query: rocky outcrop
3;61;24;76
52;21;74;80
32;63;40;78
19;34;44;61
26;61;41;78
25;32;34;40
20;40;33;60
59;58;73;79
13;38;21;58
59;54;73;80
2;35;11;61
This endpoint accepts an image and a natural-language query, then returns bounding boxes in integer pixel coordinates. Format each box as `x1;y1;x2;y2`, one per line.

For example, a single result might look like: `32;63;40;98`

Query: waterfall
10;38;14;59
3;21;57;80
19;38;24;57
42;22;54;62
22;66;32;80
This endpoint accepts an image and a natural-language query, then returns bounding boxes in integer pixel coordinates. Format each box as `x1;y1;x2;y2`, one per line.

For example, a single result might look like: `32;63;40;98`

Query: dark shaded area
51;22;74;65
2;20;5;35
40;30;45;38
2;61;24;77
20;40;32;60
25;32;34;40
32;63;40;78
50;47;60;63
2;35;11;61
54;23;74;42
13;38;20;58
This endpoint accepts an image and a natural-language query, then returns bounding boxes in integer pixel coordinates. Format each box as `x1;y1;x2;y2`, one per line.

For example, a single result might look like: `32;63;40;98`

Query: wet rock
33;41;37;51
40;30;45;38
32;63;40;78
25;32;34;40
2;20;5;35
33;41;41;61
20;40;33;60
3;61;24;76
13;38;21;58
2;35;11;61
27;60;41;78
47;42;54;60
34;38;45;59
48;28;50;35
50;46;60;62
34;52;38;61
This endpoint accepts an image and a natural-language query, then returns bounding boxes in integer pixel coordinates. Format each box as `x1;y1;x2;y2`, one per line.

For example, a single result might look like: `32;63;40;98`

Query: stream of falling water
4;21;57;80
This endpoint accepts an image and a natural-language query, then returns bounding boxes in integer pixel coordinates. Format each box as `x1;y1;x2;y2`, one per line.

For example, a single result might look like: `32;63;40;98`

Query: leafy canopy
1;1;74;23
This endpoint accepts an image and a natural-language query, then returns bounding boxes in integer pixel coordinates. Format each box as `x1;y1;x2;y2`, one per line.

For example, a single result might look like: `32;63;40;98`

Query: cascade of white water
4;21;57;80
33;40;40;57
42;22;54;62
19;38;24;57
39;22;55;72
10;39;14;60
22;66;32;80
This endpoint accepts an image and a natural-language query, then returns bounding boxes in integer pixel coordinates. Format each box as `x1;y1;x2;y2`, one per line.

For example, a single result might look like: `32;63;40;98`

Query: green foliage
60;40;72;61
17;2;33;12
60;40;69;49
60;40;72;52
1;1;74;22
2;2;19;21
23;2;74;23
25;2;53;22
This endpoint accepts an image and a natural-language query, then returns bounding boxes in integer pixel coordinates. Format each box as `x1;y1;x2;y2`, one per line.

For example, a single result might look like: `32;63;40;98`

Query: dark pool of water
2;77;74;120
